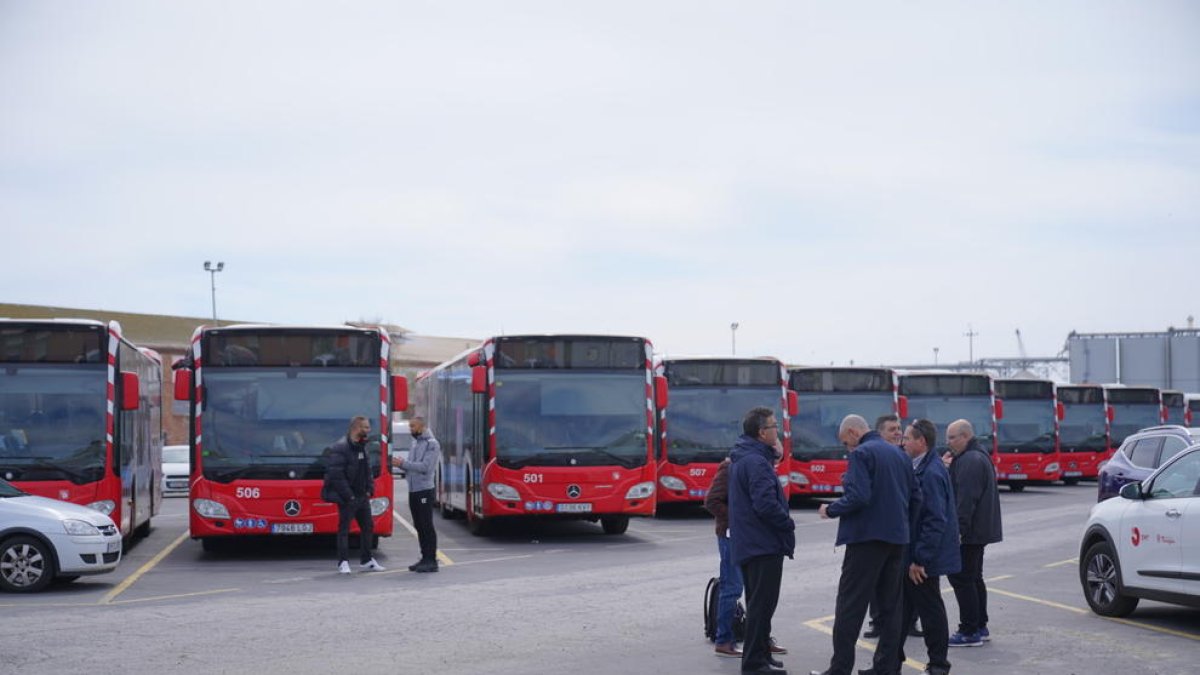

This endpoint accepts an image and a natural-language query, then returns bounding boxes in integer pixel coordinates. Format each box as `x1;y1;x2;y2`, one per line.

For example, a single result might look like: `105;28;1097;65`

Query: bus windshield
1059;404;1108;449
792;392;895;461
1110;404;1162;447
0;365;107;484
903;396;994;451
494;371;647;469
201;368;381;482
666;387;781;464
996;400;1056;452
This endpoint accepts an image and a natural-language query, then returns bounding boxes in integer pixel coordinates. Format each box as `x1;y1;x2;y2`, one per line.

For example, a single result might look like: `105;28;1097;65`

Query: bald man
944;420;1002;647
811;415;921;675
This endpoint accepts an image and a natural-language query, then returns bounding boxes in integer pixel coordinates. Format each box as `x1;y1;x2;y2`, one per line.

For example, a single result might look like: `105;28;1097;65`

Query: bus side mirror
392;375;409;412
120;372;140;411
1161;406;1168;424
654;375;669;410
1107;405;1115;423
1056;401;1065;421
173;370;192;402
1187;410;1194;426
994;398;1004;420
467;352;481;367
471;366;488;394
897;395;909;419
787;390;798;418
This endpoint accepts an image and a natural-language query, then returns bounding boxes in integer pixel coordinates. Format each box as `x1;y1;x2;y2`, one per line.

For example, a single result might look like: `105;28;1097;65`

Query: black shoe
742;667;786;674
413;559;439;573
863;623;880;639
407;560;423;571
767;655;784;668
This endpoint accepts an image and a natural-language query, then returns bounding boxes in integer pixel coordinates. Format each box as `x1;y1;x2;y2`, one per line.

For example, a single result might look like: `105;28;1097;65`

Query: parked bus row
2;319;1192;547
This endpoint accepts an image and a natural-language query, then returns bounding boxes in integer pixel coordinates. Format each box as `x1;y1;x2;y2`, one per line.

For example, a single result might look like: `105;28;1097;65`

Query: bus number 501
236;487;261;499
523;474;544;484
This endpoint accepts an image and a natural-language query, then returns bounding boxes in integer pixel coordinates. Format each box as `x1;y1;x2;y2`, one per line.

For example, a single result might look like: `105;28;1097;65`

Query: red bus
899;371;1000;455
655;357;796;505
1057;384;1111;482
993;378;1063;491
173;325;407;550
0;319;162;540
417;335;666;535
1162;390;1187;426
1104;384;1165;453
788;367;905;497
1187;394;1200;427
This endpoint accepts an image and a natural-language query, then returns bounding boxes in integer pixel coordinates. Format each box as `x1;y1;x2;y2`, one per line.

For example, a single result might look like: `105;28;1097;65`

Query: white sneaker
337;560;351;574
360;559;385;572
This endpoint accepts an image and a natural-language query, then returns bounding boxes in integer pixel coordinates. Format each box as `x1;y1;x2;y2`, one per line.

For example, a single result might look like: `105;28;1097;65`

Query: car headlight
1045;462;1060;473
778;475;789;487
789;472;809;485
659;475;685;490
193;498;230;519
369;497;391;516
86;500;115;516
625;481;655;499
487;483;521;501
62;519;101;536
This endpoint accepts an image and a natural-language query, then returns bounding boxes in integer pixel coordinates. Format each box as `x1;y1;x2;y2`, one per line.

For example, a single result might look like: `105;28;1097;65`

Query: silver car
0;478;123;592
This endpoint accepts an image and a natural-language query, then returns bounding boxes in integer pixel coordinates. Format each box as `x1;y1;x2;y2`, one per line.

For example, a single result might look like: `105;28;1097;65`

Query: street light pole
730;322;739;356
933;347;939;365
204;261;225;325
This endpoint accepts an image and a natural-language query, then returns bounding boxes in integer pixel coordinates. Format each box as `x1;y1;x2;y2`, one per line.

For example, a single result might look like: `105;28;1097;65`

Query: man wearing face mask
393;416;441;573
323;416;384;574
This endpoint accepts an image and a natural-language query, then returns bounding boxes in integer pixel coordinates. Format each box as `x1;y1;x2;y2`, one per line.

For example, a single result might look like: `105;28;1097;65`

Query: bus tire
135;517;151;539
600;515;630;535
1008;482;1026;493
1063;477;1080;486
465;482;489;536
200;538;226;553
0;535;57;593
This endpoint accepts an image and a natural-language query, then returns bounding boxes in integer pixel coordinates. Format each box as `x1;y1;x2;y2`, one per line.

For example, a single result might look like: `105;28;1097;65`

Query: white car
162;444;190;496
0;478;123;592
1079;444;1200;616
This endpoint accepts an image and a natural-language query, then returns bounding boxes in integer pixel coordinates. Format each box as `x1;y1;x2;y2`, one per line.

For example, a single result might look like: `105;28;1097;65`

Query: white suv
1079;444;1200;616
0;478;123;592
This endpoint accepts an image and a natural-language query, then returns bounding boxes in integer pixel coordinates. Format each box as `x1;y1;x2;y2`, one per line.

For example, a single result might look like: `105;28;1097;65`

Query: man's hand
908;563;927;585
391;455;404;467
818;504;830;519
941;451;953;468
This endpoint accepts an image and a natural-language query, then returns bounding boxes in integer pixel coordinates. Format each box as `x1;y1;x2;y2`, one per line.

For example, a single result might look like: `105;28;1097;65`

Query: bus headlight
487;483;520;501
625;482;655;499
193;499;230;519
369;497;391;516
659;476;685;491
62;519;101;536
1045;462;1060;474
789;472;809;486
86;500;115;516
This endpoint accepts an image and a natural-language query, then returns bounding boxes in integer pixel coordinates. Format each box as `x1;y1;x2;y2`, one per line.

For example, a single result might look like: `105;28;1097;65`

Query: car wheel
0;535;57;593
1081;540;1139;617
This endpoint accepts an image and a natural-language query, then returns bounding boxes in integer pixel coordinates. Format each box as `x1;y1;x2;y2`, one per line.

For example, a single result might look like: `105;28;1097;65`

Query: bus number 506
236;487;261;499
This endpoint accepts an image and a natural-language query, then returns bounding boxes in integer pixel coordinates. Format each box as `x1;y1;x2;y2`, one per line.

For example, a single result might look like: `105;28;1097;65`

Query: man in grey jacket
392;416;440;573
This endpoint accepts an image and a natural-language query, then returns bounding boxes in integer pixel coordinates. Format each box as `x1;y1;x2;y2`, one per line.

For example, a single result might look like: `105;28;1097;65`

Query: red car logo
1131;527;1143;547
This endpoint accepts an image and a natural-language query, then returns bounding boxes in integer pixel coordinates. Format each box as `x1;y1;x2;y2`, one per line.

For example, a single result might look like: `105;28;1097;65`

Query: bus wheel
1063;478;1080;486
0;535;56;593
600;515;630;535
465;484;489;536
1009;482;1026;493
135;518;152;539
200;538;226;553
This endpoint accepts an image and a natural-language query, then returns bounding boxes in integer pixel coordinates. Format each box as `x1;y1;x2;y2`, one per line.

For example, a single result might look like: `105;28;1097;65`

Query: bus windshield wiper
503;452;574;469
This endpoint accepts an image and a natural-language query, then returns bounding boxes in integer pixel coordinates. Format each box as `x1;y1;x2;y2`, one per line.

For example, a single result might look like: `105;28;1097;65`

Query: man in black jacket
944;419;1002;647
324;416;384;574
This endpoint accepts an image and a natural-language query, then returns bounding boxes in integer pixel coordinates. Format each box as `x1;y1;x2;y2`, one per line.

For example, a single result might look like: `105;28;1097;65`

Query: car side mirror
1119;481;1144;500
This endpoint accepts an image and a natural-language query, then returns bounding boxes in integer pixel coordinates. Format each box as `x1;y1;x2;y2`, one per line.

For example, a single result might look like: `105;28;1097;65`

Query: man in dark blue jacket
729;406;795;674
896;419;960;675
811;415;921;675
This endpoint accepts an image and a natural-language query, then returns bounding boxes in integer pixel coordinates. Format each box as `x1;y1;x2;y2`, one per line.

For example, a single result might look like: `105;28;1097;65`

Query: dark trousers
826;541;905;675
740;554;783;672
336;497;374;565
898;573;950;675
409;488;438;561
948;544;988;634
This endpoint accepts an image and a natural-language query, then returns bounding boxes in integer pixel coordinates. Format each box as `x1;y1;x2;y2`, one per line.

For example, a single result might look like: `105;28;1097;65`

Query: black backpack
703;576;746;642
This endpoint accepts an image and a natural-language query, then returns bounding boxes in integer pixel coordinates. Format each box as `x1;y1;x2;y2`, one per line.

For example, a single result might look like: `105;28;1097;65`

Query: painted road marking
109;588;239;605
987;586;1200;642
1044;557;1078;568
392;509;454;566
802;614;926;673
98;530;190;605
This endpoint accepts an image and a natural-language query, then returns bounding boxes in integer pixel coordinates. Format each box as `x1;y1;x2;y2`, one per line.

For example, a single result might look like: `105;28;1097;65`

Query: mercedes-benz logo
284;500;301;517
566;484;582;499
1013;463;1022;471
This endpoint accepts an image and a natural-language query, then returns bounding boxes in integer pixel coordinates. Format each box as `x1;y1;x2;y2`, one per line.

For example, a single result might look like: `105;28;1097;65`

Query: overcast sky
2;1;1197;366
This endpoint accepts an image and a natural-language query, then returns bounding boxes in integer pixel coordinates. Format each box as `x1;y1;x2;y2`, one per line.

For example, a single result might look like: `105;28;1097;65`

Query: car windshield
792;393;895;461
162;446;189;464
0;364;108;484
493;371;648;468
996;400;1056;452
201;368;381;481
1110;404;1163;447
0;478;26;498
1060;403;1108;448
665;387;782;463
903;396;994;453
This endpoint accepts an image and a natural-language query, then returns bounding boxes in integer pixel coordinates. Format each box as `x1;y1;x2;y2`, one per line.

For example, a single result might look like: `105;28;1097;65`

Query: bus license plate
1008;473;1028;480
1064;471;1082;477
106;541;121;554
271;523;314;534
556;503;592;513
